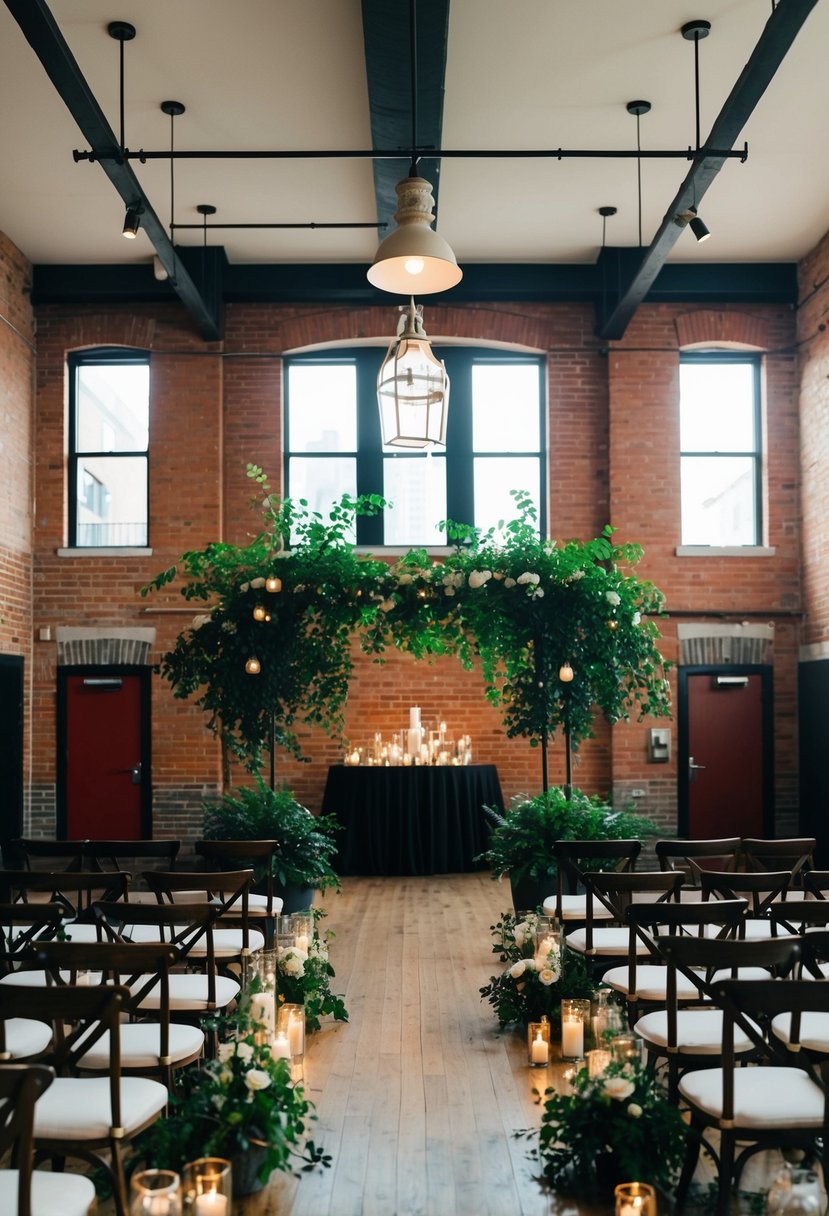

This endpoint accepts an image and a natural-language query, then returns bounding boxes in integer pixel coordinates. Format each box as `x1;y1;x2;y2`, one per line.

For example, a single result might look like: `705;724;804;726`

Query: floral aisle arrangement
528;1057;688;1195
480;911;594;1027
134;1003;329;1190
275;910;348;1033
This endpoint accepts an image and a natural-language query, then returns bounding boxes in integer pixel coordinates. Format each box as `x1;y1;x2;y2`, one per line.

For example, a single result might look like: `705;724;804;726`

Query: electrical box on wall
648;727;671;763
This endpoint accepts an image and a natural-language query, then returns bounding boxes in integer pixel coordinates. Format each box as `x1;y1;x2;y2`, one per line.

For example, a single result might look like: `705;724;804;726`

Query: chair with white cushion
0;871;130;946
569;869;684;983
0;1063;96;1216
32;939;204;1090
698;869;793;941
740;836;815;887
3;839;87;874
196;840;286;946
142;869;263;968
542;839;642;928
674;970;829;1216
0;983;168;1216
655;837;743;889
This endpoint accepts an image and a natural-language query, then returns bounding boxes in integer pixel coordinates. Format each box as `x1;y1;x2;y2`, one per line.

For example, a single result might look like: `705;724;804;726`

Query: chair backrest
0;903;65;976
83;839;180;876
195;840;278;911
698;868;792;917
0;1063;55;1216
551;839;641;914
3;839;88;873
142;869;254;948
0;870;130;916
579;870;684;954
654;837;742;885
740;837;816;880
801;870;829;900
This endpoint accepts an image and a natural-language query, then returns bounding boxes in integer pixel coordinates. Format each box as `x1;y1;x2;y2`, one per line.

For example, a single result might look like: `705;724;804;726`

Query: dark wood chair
569;869;684;981
195;839;284;945
739;836;815;886
0;983;168;1216
543;839;642;927
142;868;261;965
0;1063;96;1216
2;839;87;873
698;868;793;939
655;837;743;887
674;971;829;1216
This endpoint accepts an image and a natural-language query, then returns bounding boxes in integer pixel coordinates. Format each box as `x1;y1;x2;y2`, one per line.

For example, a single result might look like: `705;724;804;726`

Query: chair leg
716;1131;735;1216
674;1113;704;1211
110;1137;129;1216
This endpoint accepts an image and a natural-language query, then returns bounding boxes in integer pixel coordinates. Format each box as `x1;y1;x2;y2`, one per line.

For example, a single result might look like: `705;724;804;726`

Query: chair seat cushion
2;1016;53;1059
679;1065;824;1128
566;927;650;956
602;964;702;1002
34;1075;168;1140
130;973;240;1011
121;925;265;956
771;1011;829;1054
0;1167;96;1216
702;920;793;941
710;966;774;983
78;1021;205;1070
635;1008;757;1055
542;894;615;921
0;971;103;988
248;892;283;913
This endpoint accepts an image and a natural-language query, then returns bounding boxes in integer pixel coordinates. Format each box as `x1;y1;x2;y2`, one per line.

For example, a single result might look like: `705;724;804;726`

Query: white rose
632;611;641;625
216;1042;234;1063
603;1076;635;1101
397;573;413;585
235;1041;254;1063
492;570;504;580
605;590;621;606
504;577;516;588
530;587;544;599
244;1068;272;1092
513;921;529;948
538;968;558;986
191;614;211;630
522;958;537;971
517;572;540;585
250;577;266;589
509;960;526;979
468;570;492;589
239;582;250;592
627;1103;643;1118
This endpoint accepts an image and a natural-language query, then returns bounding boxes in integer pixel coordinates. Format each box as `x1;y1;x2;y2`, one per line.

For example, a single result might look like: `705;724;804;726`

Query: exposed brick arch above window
63;314;156;352
279;305;555;354
674;310;770;352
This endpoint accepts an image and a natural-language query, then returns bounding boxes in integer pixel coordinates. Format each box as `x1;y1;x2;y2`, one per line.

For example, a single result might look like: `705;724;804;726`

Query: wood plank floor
238;872;599;1216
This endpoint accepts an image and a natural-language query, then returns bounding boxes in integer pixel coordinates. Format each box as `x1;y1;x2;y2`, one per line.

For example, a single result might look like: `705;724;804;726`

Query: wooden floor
238;872;598;1216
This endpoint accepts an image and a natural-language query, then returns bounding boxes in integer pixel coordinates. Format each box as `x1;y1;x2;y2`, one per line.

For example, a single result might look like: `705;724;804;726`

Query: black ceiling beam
597;0;819;341
3;0;222;341
31;259;797;310
361;0;450;235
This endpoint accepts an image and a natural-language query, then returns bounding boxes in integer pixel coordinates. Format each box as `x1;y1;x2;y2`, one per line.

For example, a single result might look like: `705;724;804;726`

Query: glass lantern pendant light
377;298;449;449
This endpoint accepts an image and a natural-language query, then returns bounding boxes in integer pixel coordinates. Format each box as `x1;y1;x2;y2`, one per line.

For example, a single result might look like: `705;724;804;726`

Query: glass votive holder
560;998;590;1061
611;1033;644;1067
590;988;624;1045
527;1016;551;1067
248;948;278;1042
533;916;560;967
614;1181;657;1215
182;1159;232;1216
278;1002;305;1079
130;1169;181;1216
291;912;313;953
275;915;296;949
585;1047;612;1079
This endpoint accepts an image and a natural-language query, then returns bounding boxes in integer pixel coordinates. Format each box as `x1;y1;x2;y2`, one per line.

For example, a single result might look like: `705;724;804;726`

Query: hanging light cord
635;111;643;247
692;30;702;151
168;110;176;239
117;36;126;152
409;0;419;176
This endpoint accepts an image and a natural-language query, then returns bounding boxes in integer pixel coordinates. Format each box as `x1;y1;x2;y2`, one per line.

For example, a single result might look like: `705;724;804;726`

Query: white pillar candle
250;992;276;1038
272;1032;291;1060
561;1018;584;1059
409;706;421;728
531;1031;549;1065
287;1010;305;1057
194;1193;227;1216
294;934;309;952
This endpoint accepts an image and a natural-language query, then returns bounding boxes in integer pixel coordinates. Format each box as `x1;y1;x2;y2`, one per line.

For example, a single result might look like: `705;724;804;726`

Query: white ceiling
0;0;826;272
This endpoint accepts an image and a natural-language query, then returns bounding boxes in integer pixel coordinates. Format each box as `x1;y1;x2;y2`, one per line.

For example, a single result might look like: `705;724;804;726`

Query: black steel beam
597;0;819;340
361;0;450;233
3;0;222;340
31;259;797;310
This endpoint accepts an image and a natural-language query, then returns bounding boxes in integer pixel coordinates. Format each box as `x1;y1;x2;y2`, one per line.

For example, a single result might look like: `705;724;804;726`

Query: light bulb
404;256;425;276
252;604;266;621
559;662;574;683
245;657;261;675
265;576;282;593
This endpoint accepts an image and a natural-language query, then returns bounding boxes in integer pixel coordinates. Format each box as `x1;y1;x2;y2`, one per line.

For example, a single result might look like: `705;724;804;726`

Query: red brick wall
25;291;803;840
0;232;35;822
798;231;829;645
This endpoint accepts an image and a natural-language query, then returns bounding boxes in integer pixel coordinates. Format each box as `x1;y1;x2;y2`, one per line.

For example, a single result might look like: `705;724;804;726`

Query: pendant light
377;298;449;449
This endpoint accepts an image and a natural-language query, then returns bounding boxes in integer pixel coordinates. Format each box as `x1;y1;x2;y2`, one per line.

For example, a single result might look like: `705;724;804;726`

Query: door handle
116;764;142;784
688;755;706;783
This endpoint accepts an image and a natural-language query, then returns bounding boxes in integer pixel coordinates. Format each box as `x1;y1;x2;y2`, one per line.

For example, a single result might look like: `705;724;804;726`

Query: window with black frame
68;349;150;548
679;352;762;546
284;348;546;547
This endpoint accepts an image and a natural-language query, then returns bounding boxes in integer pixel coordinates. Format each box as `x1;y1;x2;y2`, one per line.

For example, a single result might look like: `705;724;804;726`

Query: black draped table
322;763;503;876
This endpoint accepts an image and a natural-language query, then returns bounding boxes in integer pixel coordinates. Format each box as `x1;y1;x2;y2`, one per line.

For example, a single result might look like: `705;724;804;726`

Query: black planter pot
508;873;553;914
274;882;315;913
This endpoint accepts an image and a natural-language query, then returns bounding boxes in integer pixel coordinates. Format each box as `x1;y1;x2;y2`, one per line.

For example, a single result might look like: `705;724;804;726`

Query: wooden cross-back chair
565;869;684;979
195;839;285;946
82;839;180;879
542;839;642;927
142;868;262;966
0;1063;97;1216
655;837;743;888
739;836;816;884
2;839;87;874
698;869;793;938
0;983;168;1216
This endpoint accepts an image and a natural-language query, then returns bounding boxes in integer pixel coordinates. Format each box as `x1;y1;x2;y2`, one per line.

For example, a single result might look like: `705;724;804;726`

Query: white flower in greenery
279;947;308;978
538;968;558;986
191;614;212;630
217;1068;233;1087
605;590;621;607
216;1043;235;1063
522;958;537;971
632;611;641;626
397;573;413;585
244;1068;272;1092
513;921;530;948
509;960;526;979
250;577;266;589
444;586;456;597
235;1041;254;1063
603;1076;635;1101
239;582;250;593
492;570;504;581
468;570;492;589
627;1103;643;1118
379;599;396;613
529;587;544;600
517;572;540;586
567;570;585;582
504;577;516;588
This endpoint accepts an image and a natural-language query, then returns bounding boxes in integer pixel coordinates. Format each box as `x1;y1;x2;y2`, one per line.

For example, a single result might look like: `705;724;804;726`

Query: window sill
56;547;154;558
675;545;776;558
354;546;455;558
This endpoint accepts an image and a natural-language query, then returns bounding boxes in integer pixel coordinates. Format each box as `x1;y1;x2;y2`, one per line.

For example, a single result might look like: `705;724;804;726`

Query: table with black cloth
322;763;503;876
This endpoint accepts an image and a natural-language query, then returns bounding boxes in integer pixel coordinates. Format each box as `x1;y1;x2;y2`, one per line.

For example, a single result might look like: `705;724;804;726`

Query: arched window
284;347;546;546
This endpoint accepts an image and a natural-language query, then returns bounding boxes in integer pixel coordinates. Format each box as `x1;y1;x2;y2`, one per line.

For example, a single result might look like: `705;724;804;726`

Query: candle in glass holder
586;1048;612;1079
561;998;590;1060
130;1169;181;1216
614;1181;657;1215
611;1034;643;1067
250;992;275;1039
527;1018;551;1067
182;1159;231;1216
272;1032;291;1061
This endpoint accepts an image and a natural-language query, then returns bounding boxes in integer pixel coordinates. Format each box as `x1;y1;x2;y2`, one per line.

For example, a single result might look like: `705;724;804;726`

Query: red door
62;672;147;839
682;669;771;839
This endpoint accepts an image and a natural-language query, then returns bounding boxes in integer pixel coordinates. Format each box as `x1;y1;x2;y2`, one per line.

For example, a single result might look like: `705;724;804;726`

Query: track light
689;209;711;242
122;205;142;239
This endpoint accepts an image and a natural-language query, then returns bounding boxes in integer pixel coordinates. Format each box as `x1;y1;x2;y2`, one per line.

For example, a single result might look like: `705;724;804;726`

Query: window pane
679;362;756;452
473;457;540;535
383;456;447;545
76;456;147;546
287;364;357;452
472;364;540;451
287;457;358;541
76;364;149;452
680;456;756;545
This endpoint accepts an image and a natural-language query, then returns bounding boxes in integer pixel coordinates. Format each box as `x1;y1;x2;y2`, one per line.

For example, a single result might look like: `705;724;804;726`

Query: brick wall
798;230;829;645
25;288;804;840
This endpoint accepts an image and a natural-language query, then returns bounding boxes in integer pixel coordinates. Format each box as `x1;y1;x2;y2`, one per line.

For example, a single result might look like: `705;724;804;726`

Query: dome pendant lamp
377;298;449;449
367;175;462;296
